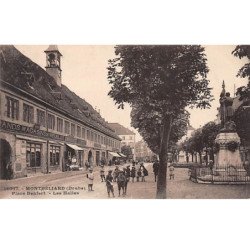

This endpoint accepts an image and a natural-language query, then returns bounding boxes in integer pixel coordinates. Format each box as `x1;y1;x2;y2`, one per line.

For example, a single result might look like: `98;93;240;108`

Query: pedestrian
125;165;131;182
169;164;175;180
105;170;115;198
123;168;130;195
113;165;119;182
5;161;13;180
100;165;105;182
131;166;136;182
152;160;159;182
117;170;127;197
136;167;141;182
87;168;94;191
140;163;148;182
85;160;90;170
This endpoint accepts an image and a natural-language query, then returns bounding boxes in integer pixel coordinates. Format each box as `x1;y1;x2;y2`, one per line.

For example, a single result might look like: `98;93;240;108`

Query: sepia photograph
1;2;250;250
1;44;250;199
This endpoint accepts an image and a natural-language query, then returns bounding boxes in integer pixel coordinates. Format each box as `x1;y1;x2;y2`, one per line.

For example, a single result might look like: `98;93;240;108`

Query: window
98;134;100;143
26;143;41;168
37;109;45;127
71;123;75;136
6;96;19;120
50;145;60;166
64;121;70;134
23;103;34;123
82;127;86;139
48;114;55;130
77;126;81;137
129;136;133;140
94;133;97;142
87;130;90;140
57;117;63;132
91;131;94;141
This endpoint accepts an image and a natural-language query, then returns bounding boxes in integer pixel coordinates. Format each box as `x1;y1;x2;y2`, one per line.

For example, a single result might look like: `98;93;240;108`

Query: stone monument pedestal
214;132;246;176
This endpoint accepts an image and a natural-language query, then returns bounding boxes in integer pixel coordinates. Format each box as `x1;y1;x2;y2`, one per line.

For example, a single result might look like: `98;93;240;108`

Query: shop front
108;151;121;165
65;143;84;170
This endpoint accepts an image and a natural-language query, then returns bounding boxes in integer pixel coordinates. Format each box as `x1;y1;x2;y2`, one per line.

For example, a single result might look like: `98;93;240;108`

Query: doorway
0;139;12;179
88;150;93;166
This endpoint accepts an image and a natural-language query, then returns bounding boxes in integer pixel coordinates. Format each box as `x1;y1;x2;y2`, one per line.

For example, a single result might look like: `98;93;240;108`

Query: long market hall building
0;45;121;179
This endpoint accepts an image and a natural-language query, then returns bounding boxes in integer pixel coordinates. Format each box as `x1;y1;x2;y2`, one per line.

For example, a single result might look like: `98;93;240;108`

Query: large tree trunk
156;116;172;199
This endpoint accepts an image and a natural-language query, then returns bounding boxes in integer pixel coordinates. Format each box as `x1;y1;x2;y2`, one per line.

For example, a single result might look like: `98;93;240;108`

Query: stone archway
0;139;12;179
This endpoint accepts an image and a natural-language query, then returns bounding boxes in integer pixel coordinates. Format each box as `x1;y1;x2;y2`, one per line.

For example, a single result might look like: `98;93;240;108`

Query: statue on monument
219;81;234;130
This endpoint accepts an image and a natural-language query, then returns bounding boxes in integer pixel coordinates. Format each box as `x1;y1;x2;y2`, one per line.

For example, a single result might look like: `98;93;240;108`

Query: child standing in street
87;168;94;191
106;170;115;198
100;165;105;182
169;164;175;180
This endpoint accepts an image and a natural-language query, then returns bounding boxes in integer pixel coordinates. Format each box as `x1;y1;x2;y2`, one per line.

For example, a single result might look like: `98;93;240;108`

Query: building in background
135;140;156;162
0;45;121;179
108;123;136;160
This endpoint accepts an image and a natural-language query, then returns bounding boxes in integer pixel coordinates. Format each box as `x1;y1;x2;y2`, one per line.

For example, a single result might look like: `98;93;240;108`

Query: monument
214;81;245;176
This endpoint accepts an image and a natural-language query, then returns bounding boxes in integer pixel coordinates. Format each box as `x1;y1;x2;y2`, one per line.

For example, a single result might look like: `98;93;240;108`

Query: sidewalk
0;164;124;189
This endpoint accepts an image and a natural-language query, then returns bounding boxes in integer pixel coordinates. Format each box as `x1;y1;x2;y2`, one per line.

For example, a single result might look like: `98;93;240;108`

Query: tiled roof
0;45;120;141
108;123;135;135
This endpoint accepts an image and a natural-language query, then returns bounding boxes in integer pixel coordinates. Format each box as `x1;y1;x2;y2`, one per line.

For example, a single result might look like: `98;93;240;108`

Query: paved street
1;163;250;199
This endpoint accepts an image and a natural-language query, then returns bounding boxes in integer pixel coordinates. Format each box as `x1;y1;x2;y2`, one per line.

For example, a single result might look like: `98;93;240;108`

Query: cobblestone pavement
1;163;250;199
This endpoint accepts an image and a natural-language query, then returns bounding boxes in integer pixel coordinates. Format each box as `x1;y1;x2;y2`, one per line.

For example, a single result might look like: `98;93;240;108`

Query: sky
16;45;248;139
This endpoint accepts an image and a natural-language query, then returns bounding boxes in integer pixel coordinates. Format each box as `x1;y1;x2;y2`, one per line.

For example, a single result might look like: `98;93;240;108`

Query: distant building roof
0;45;120;140
108;123;135;135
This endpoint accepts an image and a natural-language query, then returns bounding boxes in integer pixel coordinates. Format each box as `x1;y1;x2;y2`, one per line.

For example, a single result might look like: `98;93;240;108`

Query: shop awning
108;151;121;157
118;153;126;157
66;143;84;151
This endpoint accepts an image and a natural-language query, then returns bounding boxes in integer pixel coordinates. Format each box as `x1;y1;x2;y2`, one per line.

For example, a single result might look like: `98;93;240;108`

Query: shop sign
94;143;101;148
77;138;87;146
65;135;77;143
1;120;64;141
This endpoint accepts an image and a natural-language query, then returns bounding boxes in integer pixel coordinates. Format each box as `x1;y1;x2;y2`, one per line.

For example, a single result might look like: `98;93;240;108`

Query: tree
232;45;250;84
131;103;189;155
107;45;212;198
201;122;221;164
121;145;133;158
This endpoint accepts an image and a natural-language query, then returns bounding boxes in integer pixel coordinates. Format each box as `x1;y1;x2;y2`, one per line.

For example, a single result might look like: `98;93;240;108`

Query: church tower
44;45;62;87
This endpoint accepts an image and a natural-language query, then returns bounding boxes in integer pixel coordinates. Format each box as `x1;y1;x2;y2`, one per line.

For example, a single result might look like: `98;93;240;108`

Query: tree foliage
183;121;220;163
121;145;133;158
107;45;212;198
131;103;189;155
232;45;250;81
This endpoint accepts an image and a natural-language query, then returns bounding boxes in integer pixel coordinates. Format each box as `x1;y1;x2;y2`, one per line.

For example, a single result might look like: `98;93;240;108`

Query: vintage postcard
0;45;249;199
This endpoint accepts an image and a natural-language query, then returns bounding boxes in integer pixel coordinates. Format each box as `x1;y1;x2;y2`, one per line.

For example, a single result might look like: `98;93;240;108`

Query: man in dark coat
106;170;115;198
152;160;159;182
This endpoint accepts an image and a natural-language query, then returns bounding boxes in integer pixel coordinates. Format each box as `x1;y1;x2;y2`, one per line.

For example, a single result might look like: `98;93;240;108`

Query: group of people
86;160;175;198
86;163;149;197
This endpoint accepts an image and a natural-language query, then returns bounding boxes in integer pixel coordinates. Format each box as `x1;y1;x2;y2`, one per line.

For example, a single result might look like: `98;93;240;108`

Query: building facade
107;123;136;160
0;45;121;179
135;140;156;162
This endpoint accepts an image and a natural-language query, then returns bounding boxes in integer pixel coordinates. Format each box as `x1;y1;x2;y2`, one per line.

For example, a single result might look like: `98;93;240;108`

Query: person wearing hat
105;170;115;198
131;166;136;182
87;168;94;191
